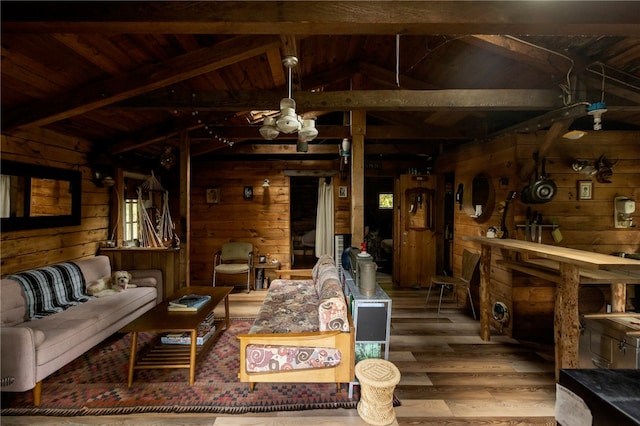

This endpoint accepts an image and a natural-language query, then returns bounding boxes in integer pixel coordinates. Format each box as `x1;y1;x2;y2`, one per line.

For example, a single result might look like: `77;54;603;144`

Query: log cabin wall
437;130;640;341
1;130;109;275
189;158;350;287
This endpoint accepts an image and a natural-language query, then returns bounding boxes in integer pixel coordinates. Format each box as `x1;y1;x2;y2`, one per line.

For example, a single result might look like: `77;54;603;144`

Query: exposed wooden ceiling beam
3;35;282;130
202;141;442;156
489;103;587;140
463;35;571;79
3;2;639;36
114;89;564;111
190;124;469;141
465;35;640;104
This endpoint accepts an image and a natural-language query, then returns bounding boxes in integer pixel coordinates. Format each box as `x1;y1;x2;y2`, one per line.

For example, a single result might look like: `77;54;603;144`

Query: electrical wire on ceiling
586;61;640;93
504;35;575;106
404;35;461;75
395;34;400;87
598;62;606;103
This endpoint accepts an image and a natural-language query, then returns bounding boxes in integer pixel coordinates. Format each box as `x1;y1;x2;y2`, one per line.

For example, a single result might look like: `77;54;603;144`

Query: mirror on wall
461;173;494;223
1;160;82;231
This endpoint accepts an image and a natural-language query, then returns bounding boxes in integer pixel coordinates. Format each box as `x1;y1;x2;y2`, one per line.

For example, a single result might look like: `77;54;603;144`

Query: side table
355;358;401;426
254;261;280;290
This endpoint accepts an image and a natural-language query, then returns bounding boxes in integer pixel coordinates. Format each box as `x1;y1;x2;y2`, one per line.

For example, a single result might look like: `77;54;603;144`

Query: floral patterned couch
237;255;355;390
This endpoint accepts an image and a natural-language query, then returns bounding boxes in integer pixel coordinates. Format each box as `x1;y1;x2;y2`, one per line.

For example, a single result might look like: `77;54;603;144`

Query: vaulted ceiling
2;1;640;168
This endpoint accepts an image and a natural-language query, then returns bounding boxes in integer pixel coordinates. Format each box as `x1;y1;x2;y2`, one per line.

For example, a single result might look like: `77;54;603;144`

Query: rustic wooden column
479;244;492;341
557;262;580;380
611;282;627;312
179;130;190;288
350;110;366;245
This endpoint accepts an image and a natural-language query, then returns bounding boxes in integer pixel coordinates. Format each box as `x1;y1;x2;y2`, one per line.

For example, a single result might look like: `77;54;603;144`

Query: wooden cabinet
393;174;437;287
101;247;181;299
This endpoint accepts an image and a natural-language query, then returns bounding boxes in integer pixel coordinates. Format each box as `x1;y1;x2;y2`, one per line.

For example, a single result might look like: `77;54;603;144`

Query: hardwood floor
3;272;557;425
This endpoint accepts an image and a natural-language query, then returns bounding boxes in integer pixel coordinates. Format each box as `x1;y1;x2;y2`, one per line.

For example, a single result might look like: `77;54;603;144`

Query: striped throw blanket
8;262;91;321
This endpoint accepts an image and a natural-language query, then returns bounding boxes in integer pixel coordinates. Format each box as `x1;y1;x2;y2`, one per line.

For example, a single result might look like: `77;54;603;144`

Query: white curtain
315;178;335;257
0;175;10;218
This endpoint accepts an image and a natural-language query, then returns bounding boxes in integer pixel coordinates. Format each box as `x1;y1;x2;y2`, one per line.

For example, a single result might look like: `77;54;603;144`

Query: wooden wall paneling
189;159;342;287
101;247;180;299
448;131;638;344
514;131;640;254
440;136;519;324
1;130;110;276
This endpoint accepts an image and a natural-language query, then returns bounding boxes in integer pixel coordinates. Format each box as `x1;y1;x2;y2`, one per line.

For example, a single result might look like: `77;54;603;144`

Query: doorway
290;177;318;268
364;177;394;273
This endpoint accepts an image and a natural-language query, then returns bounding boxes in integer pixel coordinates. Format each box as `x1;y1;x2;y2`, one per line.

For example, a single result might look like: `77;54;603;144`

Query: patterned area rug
1;319;362;416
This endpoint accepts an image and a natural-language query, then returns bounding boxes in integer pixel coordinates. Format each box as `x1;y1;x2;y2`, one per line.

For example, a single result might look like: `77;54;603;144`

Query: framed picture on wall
206;187;221;204
578;180;593;200
244;186;254;200
339;186;348;198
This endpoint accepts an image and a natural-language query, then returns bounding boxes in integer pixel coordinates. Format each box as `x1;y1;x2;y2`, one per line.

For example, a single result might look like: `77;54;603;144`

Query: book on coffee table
167;294;211;311
161;311;216;345
161;325;216;345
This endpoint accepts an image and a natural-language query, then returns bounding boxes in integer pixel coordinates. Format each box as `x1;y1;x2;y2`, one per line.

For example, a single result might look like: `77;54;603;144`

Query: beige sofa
0;255;163;405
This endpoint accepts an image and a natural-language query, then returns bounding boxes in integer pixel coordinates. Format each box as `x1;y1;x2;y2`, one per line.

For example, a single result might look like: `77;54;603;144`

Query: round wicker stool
355;358;401;425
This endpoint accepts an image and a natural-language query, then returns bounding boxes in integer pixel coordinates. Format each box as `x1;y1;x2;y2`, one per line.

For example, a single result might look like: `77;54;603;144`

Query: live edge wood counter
463;237;640;380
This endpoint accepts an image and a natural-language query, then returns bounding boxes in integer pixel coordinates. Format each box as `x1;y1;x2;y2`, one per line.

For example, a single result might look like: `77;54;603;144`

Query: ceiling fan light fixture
296;139;309;153
259;116;279;140
276;108;301;133
280;97;296;110
298;119;318;142
259;56;318;142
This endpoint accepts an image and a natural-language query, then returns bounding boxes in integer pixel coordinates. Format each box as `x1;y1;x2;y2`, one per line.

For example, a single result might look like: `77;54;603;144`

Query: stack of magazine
161;311;216;345
167;294;211;312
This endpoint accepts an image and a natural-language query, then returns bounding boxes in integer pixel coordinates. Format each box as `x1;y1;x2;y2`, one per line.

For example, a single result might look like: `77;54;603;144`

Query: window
378;192;393;209
123;198;139;242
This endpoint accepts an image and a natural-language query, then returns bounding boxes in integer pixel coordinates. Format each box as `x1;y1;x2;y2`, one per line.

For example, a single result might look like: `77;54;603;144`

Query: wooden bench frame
237;269;355;390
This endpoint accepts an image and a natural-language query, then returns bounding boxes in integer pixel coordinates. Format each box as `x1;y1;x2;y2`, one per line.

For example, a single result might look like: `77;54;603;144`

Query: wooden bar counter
463;237;640;380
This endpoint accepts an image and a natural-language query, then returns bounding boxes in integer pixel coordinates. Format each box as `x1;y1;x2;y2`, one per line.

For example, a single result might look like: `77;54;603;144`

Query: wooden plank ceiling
2;1;640;168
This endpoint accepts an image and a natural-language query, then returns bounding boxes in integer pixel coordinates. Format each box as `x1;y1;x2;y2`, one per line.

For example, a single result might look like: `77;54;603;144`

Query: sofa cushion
318;278;350;332
315;262;342;298
1;279;28;326
249;279;319;334
312;255;335;285
7;262;90;321
75;256;112;284
29;287;156;366
245;344;342;373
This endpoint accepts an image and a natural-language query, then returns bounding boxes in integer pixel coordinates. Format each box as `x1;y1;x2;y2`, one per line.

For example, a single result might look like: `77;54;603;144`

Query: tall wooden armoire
393;174;437;287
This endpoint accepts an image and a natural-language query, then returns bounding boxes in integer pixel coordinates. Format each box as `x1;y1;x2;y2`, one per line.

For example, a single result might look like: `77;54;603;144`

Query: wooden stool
355;358;401;425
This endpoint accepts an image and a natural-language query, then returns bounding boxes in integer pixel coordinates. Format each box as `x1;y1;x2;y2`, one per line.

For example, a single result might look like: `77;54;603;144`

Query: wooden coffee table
120;286;233;387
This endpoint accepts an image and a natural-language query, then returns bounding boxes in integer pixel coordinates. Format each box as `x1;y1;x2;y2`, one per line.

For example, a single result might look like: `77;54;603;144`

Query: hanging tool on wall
498;191;517;239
